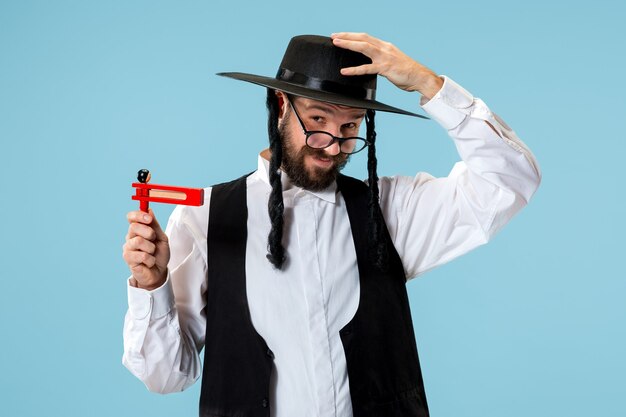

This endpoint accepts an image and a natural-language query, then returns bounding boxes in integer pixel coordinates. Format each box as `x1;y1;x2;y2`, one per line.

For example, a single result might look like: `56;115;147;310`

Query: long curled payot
266;90;286;269
365;109;388;271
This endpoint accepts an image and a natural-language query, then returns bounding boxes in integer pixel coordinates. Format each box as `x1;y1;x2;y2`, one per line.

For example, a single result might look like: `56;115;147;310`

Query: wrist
416;73;444;100
130;274;167;291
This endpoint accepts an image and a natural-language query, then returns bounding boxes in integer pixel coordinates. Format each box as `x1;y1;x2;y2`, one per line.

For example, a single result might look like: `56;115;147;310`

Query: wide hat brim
217;72;429;119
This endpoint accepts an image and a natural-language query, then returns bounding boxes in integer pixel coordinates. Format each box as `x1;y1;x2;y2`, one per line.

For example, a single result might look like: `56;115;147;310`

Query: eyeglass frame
286;96;371;155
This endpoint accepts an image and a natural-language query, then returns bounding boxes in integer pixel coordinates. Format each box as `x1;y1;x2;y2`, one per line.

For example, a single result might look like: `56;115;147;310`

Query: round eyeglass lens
307;133;365;154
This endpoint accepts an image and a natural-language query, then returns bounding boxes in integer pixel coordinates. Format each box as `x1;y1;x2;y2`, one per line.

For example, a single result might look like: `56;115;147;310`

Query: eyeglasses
287;97;370;155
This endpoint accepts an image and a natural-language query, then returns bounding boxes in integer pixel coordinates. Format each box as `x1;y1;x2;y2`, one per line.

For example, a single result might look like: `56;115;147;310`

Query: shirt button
262;398;269;408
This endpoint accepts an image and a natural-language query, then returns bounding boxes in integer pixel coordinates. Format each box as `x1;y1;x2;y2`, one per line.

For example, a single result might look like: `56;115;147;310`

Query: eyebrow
303;103;366;119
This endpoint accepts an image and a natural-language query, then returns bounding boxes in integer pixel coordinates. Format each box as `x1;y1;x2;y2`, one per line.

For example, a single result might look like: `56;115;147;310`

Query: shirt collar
256;151;337;204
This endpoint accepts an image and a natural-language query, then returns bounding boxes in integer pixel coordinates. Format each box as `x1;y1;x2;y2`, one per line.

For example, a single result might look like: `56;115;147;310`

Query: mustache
300;146;347;164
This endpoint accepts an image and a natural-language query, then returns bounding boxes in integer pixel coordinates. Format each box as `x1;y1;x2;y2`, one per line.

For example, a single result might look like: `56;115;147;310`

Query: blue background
1;1;624;416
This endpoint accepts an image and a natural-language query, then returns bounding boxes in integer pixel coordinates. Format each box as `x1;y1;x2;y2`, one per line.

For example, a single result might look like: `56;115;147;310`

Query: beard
279;122;349;191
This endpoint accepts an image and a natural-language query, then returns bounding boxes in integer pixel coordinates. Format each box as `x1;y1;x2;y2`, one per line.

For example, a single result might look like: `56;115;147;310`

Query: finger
128;222;157;241
340;63;379;76
126;236;157;255
331;37;377;58
127;210;153;225
124;250;156;269
129;263;148;278
129;264;156;281
123;248;140;267
331;32;386;47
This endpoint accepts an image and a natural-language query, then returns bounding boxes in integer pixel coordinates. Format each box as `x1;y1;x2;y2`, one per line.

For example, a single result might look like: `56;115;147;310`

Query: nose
323;139;341;156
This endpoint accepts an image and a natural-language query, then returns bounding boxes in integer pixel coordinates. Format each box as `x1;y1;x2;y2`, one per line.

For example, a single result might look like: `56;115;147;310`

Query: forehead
293;95;366;117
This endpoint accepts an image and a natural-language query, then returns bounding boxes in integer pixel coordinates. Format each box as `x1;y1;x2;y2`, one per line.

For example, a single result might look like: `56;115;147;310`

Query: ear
276;90;288;124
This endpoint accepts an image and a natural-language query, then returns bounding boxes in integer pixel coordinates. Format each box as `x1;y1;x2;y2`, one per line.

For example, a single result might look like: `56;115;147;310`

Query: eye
342;122;358;130
309;115;326;130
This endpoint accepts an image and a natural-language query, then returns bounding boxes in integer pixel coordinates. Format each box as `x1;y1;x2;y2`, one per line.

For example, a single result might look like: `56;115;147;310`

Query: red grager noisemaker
132;169;204;213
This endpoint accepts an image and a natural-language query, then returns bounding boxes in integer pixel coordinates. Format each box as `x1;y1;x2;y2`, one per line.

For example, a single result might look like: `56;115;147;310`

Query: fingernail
143;215;151;222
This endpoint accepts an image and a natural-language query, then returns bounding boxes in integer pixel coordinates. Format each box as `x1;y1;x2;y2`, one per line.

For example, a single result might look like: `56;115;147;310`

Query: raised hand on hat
330;32;443;100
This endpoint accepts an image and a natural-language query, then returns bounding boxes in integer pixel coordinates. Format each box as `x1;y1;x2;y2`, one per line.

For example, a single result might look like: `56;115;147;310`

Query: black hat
218;35;428;119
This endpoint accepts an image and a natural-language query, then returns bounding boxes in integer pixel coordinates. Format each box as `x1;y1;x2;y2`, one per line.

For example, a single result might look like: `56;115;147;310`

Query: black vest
199;174;429;417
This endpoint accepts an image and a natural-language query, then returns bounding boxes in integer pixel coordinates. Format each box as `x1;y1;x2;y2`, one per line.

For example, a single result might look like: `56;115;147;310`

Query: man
122;33;541;417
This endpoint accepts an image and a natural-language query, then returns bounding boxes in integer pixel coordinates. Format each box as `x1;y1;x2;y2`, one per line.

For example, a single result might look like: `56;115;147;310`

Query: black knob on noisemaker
137;169;151;183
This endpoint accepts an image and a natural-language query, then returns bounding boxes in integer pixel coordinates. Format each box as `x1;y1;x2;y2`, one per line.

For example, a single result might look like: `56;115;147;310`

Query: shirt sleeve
122;191;211;393
379;76;541;280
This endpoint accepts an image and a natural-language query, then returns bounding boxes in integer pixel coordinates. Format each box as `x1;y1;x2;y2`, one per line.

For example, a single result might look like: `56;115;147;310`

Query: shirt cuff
420;75;474;131
126;273;175;320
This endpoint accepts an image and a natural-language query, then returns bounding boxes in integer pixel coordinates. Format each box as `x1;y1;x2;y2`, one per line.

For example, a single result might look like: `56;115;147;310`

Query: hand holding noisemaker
132;169;204;212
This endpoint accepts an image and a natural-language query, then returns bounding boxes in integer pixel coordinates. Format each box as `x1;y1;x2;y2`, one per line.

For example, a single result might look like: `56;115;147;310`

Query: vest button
262;398;269;408
266;348;275;359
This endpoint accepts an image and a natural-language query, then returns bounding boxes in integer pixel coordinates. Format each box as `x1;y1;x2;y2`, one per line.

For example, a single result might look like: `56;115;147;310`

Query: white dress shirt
123;76;541;417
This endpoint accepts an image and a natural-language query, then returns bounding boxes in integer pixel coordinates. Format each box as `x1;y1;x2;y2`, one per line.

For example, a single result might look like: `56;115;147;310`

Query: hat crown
277;35;377;93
